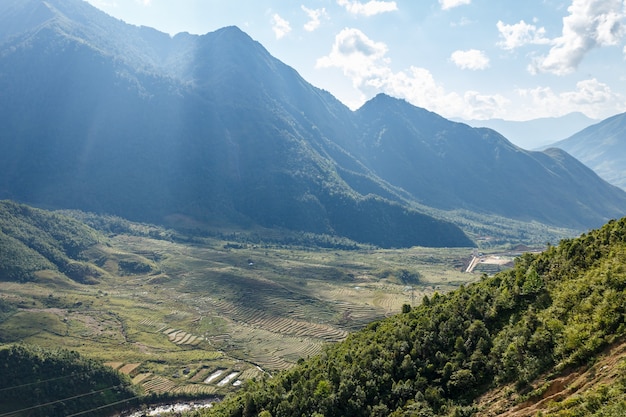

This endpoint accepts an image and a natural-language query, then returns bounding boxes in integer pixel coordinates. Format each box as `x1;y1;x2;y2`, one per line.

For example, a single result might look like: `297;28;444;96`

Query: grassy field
0;228;493;397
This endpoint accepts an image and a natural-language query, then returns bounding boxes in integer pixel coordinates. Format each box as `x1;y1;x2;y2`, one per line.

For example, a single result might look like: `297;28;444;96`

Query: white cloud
316;28;390;87
515;78;626;119
496;20;551;50
451;17;474;27
450;49;490;70
302;6;328;32
271;14;292;39
316;29;508;119
318;28;624;120
462;91;511;119
531;0;626;75
337;0;398;17
439;0;471;10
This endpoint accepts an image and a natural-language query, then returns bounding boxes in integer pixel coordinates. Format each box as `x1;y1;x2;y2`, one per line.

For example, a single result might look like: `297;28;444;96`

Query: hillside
0;344;138;417
549;112;626;191
0;0;624;246
352;95;626;230
202;217;626;417
0;200;101;283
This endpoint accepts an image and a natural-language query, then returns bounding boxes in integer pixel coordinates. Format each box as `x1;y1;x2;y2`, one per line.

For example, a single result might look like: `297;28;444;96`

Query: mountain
203;217;626;417
0;0;624;246
461;112;597;150
548;112;626;191
0;0;471;249
351;95;626;230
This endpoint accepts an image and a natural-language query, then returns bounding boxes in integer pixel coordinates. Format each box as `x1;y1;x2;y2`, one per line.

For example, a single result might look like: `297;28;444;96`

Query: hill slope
352;95;626;230
0;0;624;245
203;217;626;417
0;344;138;417
0;200;101;283
549;112;626;191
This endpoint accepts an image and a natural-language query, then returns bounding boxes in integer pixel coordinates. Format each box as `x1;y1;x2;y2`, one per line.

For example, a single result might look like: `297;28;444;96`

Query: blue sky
85;0;626;122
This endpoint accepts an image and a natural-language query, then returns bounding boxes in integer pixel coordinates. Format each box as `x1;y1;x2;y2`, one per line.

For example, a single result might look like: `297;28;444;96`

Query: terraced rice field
142;375;178;394
208;299;347;342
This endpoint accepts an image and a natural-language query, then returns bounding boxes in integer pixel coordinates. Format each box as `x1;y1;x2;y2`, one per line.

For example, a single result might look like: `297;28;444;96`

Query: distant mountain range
461;113;597;150
0;0;625;247
547;113;626;191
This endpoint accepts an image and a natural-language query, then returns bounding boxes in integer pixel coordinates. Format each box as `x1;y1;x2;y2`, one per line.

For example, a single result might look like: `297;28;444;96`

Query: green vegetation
0;344;138;416
0;200;100;282
198;218;626;417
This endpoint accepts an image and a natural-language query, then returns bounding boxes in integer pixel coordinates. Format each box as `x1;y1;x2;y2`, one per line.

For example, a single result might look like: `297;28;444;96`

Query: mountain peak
361;93;407;108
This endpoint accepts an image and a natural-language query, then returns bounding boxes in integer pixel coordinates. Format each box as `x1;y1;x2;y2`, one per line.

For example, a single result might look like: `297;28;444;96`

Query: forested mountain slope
0;344;138;417
0;200;101;283
353;95;626;230
201;218;626;417
0;0;470;249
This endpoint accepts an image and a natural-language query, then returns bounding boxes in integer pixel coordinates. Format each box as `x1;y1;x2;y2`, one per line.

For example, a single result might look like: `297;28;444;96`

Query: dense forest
196;218;626;417
0;344;139;416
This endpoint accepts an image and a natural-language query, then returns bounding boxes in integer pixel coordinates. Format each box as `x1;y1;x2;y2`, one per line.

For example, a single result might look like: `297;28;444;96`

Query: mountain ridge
351;94;626;229
547;112;626;191
0;0;625;247
460;112;598;150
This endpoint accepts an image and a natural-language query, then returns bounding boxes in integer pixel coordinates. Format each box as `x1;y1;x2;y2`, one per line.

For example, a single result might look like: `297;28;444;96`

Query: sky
84;0;626;122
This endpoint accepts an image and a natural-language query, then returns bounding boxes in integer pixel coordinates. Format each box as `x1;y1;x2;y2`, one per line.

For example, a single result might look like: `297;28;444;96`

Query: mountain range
461;112;597;150
1;0;625;247
548;112;626;191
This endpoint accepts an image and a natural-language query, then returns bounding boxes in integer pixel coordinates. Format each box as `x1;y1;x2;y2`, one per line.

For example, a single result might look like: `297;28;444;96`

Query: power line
65;395;142;417
0;371;95;393
0;384;125;417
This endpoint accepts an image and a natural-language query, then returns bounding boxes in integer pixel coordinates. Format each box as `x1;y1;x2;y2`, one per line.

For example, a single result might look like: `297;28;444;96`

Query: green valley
198;218;626;417
0;201;481;411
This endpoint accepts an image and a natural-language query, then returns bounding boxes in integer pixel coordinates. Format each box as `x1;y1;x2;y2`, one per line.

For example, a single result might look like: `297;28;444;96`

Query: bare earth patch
475;339;626;416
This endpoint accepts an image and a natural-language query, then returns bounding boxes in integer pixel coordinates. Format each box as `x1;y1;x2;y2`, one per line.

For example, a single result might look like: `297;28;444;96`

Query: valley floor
0;232;484;397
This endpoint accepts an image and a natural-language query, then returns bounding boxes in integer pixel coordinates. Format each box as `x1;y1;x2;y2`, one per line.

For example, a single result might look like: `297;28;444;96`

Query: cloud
316;28;508;119
496;20;551;50
302;6;328;32
450;49;490;70
337;0;398;17
515;78;626;119
439;0;471;10
316;28;390;87
271;14;292;39
531;0;626;75
451;17;474;27
317;28;625;120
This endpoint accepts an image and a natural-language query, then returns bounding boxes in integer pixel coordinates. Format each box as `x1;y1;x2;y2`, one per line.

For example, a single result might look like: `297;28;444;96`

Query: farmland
0;223;491;397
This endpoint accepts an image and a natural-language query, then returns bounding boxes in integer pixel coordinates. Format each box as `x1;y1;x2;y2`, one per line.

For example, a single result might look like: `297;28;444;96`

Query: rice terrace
0;216;498;397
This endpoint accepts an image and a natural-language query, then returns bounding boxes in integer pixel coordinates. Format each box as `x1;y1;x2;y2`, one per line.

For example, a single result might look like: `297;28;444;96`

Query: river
122;398;219;416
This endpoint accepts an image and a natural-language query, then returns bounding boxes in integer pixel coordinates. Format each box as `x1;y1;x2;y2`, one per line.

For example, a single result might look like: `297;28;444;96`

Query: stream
122;398;219;416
